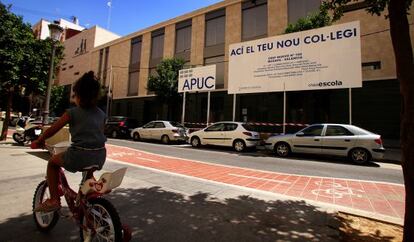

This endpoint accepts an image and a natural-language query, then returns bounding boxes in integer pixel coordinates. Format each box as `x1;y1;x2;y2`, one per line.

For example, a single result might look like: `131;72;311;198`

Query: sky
2;0;223;36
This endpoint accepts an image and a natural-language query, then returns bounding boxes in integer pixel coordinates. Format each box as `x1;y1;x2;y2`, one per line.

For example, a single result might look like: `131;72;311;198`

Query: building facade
55;26;120;116
86;0;413;139
32;18;85;41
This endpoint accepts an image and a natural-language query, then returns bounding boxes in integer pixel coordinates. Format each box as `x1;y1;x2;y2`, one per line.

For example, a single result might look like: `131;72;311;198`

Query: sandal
33;199;61;213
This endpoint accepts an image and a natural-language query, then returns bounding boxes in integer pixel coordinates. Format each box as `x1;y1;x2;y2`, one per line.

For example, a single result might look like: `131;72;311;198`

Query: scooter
13;117;43;145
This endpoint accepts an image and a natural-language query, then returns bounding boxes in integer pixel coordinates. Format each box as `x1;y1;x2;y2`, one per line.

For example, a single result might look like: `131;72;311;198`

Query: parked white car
130;121;187;144
264;124;385;164
188;122;261;152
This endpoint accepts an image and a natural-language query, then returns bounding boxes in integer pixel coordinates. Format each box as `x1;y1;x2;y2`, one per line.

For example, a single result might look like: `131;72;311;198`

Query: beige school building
58;0;414;139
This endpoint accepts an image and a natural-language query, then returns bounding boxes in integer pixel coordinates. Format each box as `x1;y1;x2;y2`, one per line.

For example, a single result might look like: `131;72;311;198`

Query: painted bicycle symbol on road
311;181;364;198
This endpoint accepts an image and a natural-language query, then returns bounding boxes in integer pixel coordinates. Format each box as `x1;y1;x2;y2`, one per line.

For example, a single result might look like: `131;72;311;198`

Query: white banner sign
228;21;362;94
178;65;216;93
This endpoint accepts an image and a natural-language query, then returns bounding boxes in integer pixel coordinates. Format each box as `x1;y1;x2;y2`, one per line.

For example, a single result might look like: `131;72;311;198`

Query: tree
321;1;413;240
147;58;186;120
0;2;64;140
285;4;332;33
50;85;65;116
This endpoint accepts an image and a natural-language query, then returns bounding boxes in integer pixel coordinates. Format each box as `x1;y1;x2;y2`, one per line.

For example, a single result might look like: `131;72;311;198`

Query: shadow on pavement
0;187;399;242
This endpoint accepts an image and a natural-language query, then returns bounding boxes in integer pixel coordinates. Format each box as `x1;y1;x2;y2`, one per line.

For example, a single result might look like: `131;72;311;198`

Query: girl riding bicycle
32;71;107;212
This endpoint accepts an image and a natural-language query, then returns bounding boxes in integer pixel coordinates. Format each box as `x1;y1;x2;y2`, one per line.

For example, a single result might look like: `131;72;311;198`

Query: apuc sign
178;65;216;93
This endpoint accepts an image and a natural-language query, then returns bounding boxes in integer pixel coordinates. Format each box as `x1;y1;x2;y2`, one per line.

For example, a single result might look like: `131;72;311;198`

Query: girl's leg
47;152;65;201
33;153;65;212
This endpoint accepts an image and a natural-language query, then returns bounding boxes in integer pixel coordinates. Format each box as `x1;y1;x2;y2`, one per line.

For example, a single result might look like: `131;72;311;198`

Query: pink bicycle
32;164;131;242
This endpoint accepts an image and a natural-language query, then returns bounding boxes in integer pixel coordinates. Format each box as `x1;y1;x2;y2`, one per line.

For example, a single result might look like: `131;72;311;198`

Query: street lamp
43;23;63;124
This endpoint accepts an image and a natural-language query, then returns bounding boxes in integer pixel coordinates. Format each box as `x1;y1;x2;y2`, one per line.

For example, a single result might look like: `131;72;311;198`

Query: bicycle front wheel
80;197;122;242
32;180;60;232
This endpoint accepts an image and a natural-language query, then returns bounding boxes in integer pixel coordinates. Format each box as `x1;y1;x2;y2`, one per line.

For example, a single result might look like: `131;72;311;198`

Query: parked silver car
130;121;187;144
264;124;385;164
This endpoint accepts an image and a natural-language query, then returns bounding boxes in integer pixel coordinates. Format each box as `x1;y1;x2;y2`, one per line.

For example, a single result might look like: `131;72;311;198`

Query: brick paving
106;144;405;220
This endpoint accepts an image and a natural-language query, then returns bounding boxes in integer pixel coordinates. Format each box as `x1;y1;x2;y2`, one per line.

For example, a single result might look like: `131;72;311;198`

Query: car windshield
169;121;185;128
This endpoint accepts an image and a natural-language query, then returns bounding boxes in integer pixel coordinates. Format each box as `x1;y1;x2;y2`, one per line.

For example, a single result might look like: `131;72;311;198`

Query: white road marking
228;173;291;184
108;151;160;162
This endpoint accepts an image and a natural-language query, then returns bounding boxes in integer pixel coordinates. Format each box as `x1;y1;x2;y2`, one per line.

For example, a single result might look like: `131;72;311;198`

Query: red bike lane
106;144;405;222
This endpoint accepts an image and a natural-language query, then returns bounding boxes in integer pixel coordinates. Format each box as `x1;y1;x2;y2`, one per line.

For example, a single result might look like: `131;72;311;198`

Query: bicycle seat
81;165;100;180
81;165;100;172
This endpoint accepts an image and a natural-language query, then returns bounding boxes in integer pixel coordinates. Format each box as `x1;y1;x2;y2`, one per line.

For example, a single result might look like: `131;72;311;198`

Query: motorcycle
13;117;43;145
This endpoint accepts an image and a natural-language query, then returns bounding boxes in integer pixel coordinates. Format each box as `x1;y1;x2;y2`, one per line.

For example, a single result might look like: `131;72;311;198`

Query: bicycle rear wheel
32;180;60;232
80;197;122;242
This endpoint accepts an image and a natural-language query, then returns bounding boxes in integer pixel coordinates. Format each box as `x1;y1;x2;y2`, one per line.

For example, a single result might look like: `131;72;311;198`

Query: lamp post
43;23;63;124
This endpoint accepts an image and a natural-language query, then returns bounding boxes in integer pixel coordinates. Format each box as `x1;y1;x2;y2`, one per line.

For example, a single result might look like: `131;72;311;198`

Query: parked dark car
105;116;139;138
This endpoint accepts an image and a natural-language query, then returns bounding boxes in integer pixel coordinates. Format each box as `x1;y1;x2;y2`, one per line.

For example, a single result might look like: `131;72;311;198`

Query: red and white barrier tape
184;122;309;127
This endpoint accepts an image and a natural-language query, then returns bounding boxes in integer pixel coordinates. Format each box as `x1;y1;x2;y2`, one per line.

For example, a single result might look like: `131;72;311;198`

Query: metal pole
349;88;352;124
232;94;236;121
283;90;286;134
43;42;56;124
181;92;186;124
207;91;211;125
106;65;113;115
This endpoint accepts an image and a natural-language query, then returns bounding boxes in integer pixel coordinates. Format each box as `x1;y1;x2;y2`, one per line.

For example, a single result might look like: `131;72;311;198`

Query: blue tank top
67;107;107;148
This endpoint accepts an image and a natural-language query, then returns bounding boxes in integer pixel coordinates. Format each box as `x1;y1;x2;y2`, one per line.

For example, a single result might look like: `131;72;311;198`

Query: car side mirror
296;132;305;137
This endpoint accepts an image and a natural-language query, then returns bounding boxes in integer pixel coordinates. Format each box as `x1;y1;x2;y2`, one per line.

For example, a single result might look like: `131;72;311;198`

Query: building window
103;47;110;85
288;0;320;24
175;20;192;54
147;67;157;95
149;29;164;95
69;65;74;69
183;61;191;69
62;68;66;71
74;72;80;75
130;37;142;66
151;30;164;60
204;55;224;89
128;71;139;96
242;1;268;41
127;102;132;117
362;61;381;70
98;49;104;80
128;37;142;97
205;10;225;47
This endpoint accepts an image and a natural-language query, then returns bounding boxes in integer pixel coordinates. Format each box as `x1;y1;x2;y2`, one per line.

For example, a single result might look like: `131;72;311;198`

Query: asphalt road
108;138;404;184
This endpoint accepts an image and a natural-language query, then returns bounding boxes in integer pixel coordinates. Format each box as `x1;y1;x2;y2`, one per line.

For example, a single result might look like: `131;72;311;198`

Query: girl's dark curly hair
72;71;101;108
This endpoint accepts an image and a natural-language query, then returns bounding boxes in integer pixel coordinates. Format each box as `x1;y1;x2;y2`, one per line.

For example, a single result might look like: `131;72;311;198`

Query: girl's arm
37;112;70;144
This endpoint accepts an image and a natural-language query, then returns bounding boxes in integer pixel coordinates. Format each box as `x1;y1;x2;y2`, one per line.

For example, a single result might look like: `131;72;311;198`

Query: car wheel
133;132;140;141
349;148;371;164
191;137;201;148
161;135;170;144
111;130;118;139
233;140;246;152
274;142;291;157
